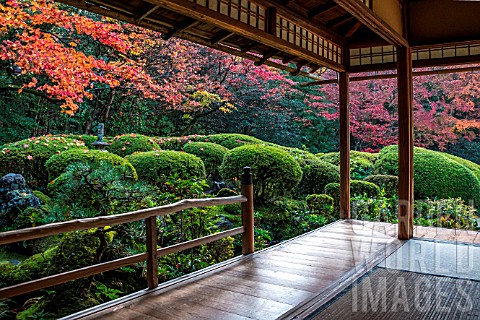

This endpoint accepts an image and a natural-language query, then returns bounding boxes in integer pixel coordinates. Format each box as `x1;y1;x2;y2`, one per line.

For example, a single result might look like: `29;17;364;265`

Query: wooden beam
161;18;198;40
397;46;414;240
210;30;234;45
265;7;277;35
254;49;280;66
146;216;159;289
339;71;350;220
240;41;258;53
134;4;160;23
327;15;355;29
149;0;345;71
290;60;307;76
334;0;408;47
345;21;363;38
308;2;337;19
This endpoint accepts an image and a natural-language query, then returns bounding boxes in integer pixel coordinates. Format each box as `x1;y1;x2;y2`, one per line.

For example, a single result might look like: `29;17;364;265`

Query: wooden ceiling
57;0;480;74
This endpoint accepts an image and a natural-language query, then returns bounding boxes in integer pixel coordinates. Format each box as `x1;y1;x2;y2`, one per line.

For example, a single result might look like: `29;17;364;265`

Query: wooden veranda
2;0;480;318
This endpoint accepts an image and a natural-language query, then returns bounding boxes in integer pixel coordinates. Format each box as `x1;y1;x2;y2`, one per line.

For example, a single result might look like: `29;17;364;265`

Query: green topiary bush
45;149;137;180
197;134;265;149
126;151;206;186
296;158;340;196
364;175;398;197
0;135;86;188
154;135;206;151
374;145;480;205
220;145;302;203
324;180;380;211
109;134;159;157
318;151;378;180
306;194;334;216
183;142;228;179
443;153;480;181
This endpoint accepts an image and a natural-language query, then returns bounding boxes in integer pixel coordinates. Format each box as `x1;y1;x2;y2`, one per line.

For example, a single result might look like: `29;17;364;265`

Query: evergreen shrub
109;134;159;157
183;142;228;179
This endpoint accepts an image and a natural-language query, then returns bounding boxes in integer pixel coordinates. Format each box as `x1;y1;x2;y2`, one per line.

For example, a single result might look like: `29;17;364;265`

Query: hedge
364;175;398;197
324;180;380;210
154;135;206;151
296;158;340;196
45;149;137;180
109;134;159;157
443;153;480;181
197;134;265;149
306;194;334;216
182;142;228;179
126;151;205;186
318;151;378;180
374;145;480;205
220;145;302;203
0;135;85;188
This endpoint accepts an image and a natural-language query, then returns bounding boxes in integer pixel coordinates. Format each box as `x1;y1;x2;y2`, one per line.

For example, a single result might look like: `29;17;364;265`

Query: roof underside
57;0;480;74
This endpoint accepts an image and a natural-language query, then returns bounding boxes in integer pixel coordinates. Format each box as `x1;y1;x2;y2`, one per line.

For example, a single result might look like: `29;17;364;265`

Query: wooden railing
0;167;255;299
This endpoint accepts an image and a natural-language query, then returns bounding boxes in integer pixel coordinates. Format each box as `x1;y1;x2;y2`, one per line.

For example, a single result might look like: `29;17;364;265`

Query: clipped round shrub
154;135;206;151
278;147;317;166
443;153;480;181
296;158;340;196
220;145;302;202
109;134;159;157
45;149;137;180
306;194;334;215
318;151;379;180
183;142;228;179
126;151;206;185
374;145;480;205
364;175;398;197
197;134;265;149
0;135;85;188
324;180;380;208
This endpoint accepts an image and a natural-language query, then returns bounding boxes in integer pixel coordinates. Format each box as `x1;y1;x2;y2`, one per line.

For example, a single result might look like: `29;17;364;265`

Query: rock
0;173;41;224
216;215;234;231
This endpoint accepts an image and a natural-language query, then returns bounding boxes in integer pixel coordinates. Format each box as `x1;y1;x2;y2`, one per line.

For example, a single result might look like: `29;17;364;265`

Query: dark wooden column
397;46;414;240
339;71;350;219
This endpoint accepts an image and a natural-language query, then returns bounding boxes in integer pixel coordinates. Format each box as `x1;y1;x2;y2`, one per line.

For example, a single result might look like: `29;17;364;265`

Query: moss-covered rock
220;145;302;203
127;150;206;186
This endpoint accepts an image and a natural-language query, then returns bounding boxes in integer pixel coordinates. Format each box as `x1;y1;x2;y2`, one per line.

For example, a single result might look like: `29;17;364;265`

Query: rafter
210;30;234;45
134;4;160;23
308;2;337;19
327;15;354;29
254;49;280;66
290;60;307;76
345;21;363;38
161;18;198;40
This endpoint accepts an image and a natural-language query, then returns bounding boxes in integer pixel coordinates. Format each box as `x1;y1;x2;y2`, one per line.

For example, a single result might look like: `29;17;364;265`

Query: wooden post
241;167;254;255
339;71;351;219
146;216;158;289
397;46;414;240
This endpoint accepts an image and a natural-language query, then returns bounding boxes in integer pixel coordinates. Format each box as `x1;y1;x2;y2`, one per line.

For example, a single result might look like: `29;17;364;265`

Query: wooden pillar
241;167;255;254
146;216;159;289
397;46;414;240
339;71;351;219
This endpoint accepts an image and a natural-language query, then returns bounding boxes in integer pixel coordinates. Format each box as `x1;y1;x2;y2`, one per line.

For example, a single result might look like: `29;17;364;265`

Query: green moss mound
296;158;340;196
374;145;480;205
109;134;159;157
183;142;228;179
197;134;265;149
364;175;398;197
127;151;206;185
318;151;378;180
46;149;137;180
220;145;302;202
0;135;86;188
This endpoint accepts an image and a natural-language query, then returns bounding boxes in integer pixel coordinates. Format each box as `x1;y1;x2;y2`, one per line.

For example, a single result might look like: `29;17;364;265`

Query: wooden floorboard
63;220;405;320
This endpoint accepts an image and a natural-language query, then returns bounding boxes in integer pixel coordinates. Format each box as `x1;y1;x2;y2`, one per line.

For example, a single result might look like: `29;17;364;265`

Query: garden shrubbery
220;145;302;203
364;174;398;197
45;149;137;180
296;158;340;196
127;150;206;186
318;151;378;180
0;135;85;188
109;134;159;157
324;180;380;211
154;135;205;151
183;142;228;179
197;133;265;149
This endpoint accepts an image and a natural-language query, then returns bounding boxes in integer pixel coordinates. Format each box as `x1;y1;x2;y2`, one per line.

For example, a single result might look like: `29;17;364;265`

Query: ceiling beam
327;15;354;29
334;0;408;47
134;4;160;23
254;49;280;66
149;0;345;71
210;30;234;45
161;18;198;40
345;21;363;38
308;2;337;19
290;60;307;76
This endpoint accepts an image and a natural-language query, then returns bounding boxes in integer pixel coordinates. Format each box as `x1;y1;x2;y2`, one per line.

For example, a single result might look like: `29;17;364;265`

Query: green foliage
414;198;478;229
109;134;159;157
197;133;265;149
364;175;398;198
306;194;334;217
183;142;228;179
352;193;398;223
443;153;480;180
324;180;380;212
216;188;238;197
154;135;206;151
318;151;378;180
32;190;51;205
127;151;206;186
374;145;480;205
46;149;137;180
220;145;302;203
296;158;340;196
278;147;317;166
48;161;158;218
0;135;85;188
254;199;328;243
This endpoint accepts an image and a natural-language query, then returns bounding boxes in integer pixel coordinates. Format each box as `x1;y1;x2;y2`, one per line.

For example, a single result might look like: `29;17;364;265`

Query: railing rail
0;167;254;299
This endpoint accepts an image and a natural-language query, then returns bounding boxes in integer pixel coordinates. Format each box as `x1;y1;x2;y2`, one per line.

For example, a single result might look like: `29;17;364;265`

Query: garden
0;132;479;318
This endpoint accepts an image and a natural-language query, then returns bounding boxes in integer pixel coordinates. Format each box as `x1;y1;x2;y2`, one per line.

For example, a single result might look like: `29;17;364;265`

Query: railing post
146;216;158;289
241;167;254;255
